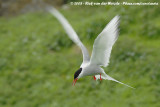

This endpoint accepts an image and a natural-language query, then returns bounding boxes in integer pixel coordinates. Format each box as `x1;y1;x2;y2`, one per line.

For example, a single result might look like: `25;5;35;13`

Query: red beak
72;78;78;86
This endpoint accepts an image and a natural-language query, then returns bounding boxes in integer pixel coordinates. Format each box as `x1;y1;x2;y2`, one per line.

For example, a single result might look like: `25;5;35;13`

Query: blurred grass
0;3;160;107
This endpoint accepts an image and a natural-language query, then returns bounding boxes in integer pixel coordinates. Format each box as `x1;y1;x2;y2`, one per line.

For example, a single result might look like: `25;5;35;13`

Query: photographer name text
70;2;158;6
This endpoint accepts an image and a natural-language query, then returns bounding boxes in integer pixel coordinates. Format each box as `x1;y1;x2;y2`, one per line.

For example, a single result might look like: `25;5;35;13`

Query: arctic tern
46;6;134;88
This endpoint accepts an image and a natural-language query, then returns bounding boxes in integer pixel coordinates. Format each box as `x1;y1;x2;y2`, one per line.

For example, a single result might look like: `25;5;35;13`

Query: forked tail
95;74;135;89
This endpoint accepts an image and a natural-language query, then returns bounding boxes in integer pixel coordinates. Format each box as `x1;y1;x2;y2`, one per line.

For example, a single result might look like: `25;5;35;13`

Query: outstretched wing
46;6;90;64
90;16;120;67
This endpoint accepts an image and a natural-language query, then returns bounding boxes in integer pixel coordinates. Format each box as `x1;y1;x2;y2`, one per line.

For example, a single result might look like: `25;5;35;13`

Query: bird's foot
93;76;96;80
100;73;102;81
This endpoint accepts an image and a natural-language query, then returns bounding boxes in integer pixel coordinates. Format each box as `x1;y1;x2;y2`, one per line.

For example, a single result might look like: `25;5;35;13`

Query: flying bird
46;6;133;88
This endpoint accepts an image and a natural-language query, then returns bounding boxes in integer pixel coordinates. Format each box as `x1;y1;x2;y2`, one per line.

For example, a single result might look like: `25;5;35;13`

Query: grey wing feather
46;6;90;63
90;15;120;67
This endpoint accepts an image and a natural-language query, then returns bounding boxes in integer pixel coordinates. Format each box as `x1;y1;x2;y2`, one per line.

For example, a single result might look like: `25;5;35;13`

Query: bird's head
72;68;82;85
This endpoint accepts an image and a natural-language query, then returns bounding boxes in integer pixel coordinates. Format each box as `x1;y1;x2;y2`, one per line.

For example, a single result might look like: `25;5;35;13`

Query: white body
79;63;104;78
46;6;134;88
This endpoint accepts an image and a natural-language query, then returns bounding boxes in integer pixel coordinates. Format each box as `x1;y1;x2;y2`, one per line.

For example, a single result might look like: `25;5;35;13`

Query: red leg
100;73;102;81
93;76;96;80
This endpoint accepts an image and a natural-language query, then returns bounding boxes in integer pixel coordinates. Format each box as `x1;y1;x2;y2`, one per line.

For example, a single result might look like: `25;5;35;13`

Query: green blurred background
0;0;160;107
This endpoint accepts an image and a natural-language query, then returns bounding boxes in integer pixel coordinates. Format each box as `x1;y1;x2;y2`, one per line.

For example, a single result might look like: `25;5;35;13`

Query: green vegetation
0;4;160;107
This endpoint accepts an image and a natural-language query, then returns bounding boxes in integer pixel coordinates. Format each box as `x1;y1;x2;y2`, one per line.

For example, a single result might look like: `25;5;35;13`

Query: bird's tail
95;73;135;89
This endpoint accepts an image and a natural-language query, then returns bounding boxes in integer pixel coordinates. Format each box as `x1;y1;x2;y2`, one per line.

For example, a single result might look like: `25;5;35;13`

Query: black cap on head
74;68;82;79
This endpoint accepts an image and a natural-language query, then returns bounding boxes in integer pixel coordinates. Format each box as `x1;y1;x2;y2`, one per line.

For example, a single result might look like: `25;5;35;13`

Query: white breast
81;63;104;77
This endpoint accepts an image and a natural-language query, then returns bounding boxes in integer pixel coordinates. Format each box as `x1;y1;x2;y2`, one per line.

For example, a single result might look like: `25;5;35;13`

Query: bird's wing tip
115;15;120;19
44;4;56;12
